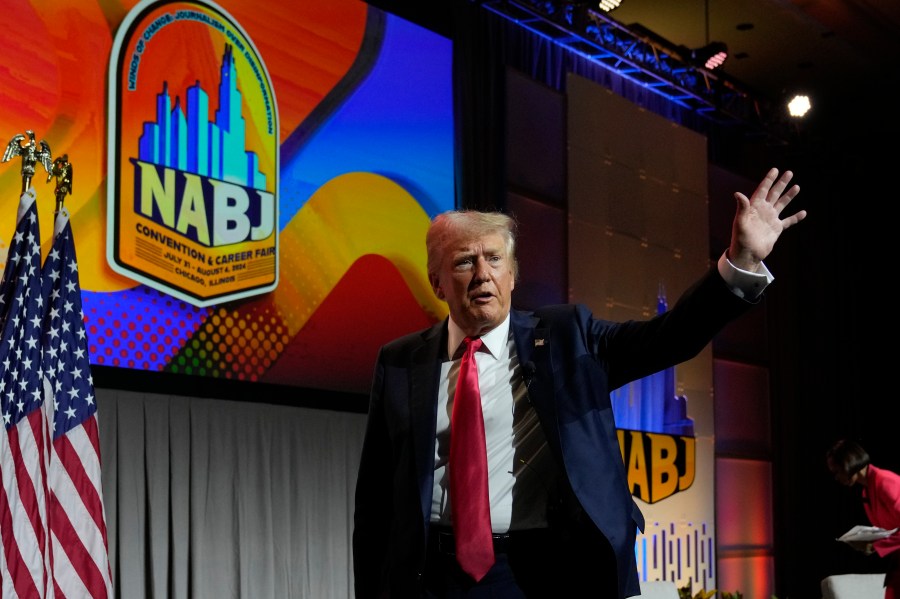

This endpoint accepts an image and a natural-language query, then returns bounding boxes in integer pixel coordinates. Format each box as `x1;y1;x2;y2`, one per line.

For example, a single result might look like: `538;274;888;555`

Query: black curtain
451;2;508;211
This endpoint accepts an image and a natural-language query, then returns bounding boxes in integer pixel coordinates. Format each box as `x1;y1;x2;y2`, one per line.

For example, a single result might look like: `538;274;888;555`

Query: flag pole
47;154;73;216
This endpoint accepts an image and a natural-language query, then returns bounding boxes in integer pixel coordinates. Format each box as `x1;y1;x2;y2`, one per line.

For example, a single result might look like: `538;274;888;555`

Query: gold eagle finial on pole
3;130;53;194
48;154;73;215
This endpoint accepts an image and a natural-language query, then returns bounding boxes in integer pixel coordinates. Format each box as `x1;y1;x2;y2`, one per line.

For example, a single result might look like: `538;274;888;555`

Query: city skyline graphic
137;44;266;191
612;285;694;436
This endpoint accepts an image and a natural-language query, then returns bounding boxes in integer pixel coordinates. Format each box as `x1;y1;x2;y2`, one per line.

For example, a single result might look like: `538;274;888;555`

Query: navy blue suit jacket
353;268;754;598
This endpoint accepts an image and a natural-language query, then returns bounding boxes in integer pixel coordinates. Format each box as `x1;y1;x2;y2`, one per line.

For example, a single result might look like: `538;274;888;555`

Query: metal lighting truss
484;0;777;136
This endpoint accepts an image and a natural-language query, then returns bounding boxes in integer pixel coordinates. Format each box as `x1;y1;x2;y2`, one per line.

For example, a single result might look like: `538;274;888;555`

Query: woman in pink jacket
827;439;900;599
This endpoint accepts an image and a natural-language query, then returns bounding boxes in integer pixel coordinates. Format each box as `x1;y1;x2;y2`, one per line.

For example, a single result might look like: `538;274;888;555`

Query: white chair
639;580;680;599
821;573;885;599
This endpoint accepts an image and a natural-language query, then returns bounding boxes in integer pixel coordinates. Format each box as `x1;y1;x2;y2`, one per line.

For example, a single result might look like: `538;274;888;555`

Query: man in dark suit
353;168;806;598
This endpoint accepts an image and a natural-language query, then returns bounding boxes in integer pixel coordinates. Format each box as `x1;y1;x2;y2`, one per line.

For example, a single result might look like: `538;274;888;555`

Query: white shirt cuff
717;251;773;300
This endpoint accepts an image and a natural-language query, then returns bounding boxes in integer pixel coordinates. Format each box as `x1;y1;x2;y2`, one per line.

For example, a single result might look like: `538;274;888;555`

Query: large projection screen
0;0;455;400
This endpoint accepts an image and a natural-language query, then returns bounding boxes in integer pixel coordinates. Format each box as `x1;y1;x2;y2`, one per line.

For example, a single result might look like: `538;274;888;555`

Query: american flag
0;189;53;597
0;189;112;597
39;205;113;597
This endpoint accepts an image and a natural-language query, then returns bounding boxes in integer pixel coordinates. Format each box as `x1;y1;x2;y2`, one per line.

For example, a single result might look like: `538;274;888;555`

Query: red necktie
449;336;494;581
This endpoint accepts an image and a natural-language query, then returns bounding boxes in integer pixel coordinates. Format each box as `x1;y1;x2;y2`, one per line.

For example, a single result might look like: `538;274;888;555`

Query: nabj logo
108;0;278;307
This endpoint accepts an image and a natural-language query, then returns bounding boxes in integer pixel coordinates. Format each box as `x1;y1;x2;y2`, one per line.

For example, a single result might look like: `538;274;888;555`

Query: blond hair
425;210;518;279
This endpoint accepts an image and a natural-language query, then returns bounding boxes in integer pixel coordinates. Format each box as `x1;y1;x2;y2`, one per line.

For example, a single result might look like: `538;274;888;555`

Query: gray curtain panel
97;389;367;599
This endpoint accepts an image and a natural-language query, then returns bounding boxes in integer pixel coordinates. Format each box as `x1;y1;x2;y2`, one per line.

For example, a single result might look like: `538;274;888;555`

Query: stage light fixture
597;0;622;12
787;94;811;118
692;41;728;70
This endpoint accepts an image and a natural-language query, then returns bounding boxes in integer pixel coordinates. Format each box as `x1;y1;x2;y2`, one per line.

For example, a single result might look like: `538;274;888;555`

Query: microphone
522;361;536;388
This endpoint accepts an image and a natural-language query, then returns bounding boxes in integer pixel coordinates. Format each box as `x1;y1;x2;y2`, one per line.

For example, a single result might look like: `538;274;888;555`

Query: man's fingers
773;184;801;212
750;168;778;202
764;170;794;203
781;209;808;230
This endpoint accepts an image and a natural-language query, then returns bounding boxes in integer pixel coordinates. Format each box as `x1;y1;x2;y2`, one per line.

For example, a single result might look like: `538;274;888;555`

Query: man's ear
430;275;444;299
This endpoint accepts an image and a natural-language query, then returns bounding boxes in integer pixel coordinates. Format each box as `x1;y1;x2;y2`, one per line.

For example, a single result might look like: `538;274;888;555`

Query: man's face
431;232;515;336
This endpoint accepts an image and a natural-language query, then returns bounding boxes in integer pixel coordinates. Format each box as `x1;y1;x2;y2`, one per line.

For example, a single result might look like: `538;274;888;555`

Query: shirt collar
447;313;511;360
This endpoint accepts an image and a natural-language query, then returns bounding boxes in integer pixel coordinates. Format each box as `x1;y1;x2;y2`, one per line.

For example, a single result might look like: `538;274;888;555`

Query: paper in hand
837;525;899;543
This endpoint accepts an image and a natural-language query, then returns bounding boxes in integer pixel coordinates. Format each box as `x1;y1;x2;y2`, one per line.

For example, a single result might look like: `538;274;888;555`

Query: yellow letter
137;161;175;228
177;173;211;245
648;433;678;503
626;430;650;502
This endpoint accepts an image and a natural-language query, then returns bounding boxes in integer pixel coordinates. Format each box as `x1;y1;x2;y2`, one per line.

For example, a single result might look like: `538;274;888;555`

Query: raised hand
728;167;807;272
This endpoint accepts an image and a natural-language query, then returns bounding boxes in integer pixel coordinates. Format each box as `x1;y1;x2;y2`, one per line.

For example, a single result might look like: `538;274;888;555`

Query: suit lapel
510;310;537;369
511;310;552;409
511;310;564;454
410;321;446;524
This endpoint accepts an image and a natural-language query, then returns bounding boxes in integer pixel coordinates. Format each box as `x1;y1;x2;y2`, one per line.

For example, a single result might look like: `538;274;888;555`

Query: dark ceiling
376;0;900;147
606;0;900;137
